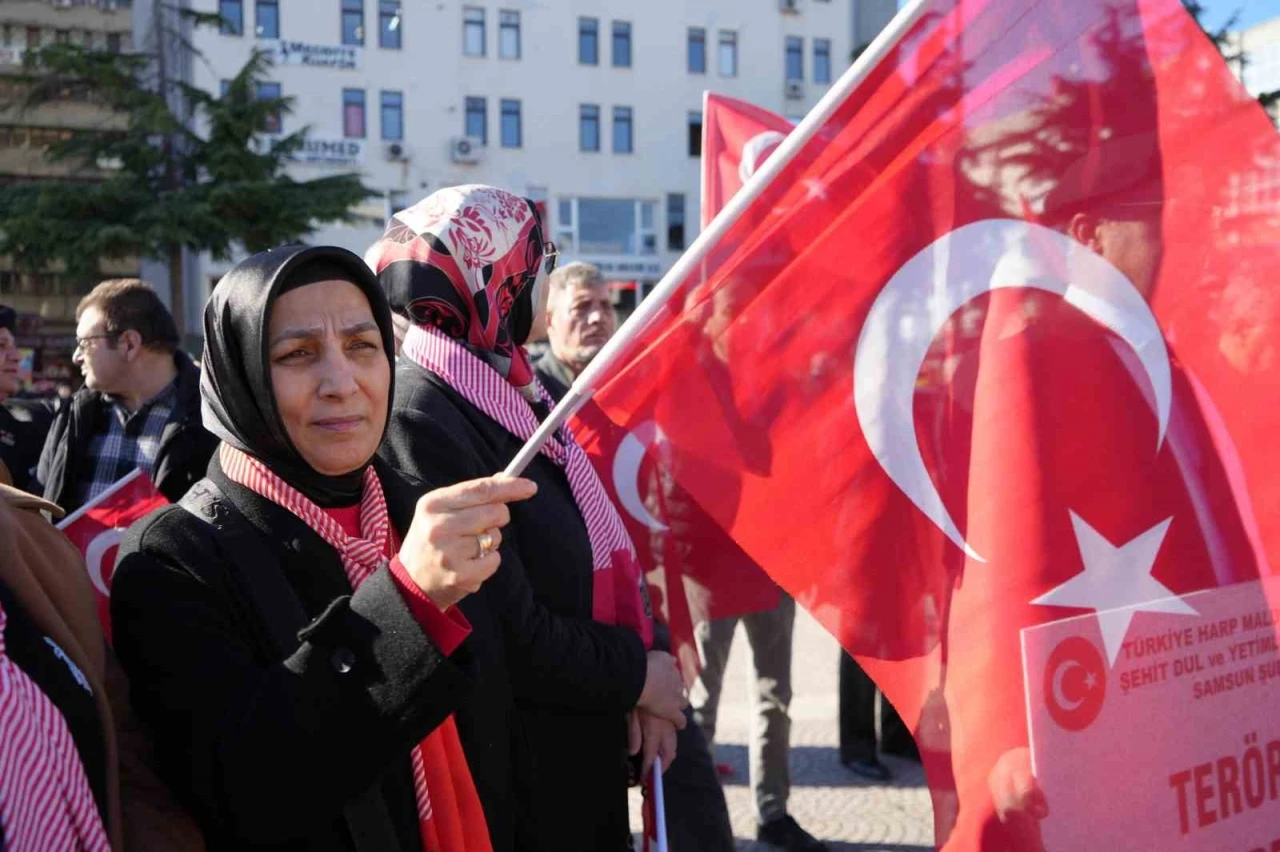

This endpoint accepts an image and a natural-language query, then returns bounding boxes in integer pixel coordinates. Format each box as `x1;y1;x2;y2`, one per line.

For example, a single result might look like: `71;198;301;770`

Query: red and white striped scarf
402;324;653;646
218;444;438;837
0;601;111;852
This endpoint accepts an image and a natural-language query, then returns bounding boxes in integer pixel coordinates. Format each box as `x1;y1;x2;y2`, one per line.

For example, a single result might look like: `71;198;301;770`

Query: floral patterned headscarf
364;184;553;389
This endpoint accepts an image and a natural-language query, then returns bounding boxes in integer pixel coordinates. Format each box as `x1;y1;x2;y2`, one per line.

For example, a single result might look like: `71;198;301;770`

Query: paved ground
629;607;936;850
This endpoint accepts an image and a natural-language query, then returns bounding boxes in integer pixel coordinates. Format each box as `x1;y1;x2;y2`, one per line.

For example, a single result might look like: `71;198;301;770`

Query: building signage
292;138;364;168
578;256;664;279
0;46;25;66
266;40;360;71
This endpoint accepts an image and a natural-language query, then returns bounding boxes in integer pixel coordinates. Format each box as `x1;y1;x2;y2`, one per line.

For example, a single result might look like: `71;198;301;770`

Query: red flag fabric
57;469;168;642
569;95;796;682
563;0;1280;847
700;94;793;229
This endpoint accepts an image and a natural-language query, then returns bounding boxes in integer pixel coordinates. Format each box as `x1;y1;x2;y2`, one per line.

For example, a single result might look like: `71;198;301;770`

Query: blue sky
1196;0;1280;30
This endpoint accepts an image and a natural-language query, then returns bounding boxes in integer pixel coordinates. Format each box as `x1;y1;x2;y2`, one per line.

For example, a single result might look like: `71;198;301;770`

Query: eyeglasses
75;332;120;352
540;239;559;277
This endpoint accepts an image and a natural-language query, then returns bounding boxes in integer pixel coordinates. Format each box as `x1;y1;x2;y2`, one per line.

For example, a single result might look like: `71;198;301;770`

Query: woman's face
267;279;390;476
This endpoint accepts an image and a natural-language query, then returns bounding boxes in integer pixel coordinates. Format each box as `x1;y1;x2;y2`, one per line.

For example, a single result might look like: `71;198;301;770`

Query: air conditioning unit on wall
785;79;805;100
450;136;483;164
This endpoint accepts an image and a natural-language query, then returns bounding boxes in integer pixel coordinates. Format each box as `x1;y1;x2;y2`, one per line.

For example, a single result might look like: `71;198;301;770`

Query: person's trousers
660;706;735;852
838;652;917;762
690;593;795;825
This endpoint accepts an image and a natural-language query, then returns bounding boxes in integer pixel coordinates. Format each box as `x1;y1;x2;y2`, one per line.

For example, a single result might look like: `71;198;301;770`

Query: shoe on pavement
756;814;829;851
842;757;893;782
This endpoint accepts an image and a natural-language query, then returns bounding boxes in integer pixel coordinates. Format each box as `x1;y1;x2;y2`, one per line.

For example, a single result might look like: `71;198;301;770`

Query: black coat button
331;648;356;674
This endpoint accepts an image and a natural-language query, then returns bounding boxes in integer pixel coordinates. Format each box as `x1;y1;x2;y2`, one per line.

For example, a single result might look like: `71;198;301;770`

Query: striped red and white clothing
219;444;489;852
402;323;653;646
0;601;111;852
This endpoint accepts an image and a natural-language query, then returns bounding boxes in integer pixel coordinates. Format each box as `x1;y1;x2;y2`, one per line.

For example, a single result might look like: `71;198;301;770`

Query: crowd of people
0;183;918;852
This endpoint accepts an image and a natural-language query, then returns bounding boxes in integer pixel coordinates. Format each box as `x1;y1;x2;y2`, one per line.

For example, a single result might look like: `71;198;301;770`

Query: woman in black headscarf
109;244;533;852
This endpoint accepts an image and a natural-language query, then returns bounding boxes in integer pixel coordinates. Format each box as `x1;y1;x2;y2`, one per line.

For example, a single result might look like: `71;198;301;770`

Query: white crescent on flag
612;420;669;531
852;218;1172;560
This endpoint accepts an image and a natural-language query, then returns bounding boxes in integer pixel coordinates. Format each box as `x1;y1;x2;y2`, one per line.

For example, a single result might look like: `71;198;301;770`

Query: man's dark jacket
36;351;218;514
379;360;648;851
111;456;474;852
531;350;574;403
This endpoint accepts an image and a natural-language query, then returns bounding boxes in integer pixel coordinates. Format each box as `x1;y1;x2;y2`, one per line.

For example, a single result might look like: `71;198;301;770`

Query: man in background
36;279;217;515
535;261;737;852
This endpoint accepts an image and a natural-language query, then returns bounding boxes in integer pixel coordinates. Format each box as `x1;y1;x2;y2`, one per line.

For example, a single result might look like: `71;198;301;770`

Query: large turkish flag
561;0;1280;847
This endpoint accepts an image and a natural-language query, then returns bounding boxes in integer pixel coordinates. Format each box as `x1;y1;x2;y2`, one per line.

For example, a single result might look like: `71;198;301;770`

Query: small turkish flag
559;0;1280;847
57;468;168;642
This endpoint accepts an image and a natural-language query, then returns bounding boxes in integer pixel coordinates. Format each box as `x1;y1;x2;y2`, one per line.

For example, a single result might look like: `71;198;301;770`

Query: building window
379;2;401;49
257;82;282;134
687;111;702;157
718;30;737;77
557;198;657;256
106;32;121;53
343;88;366;138
219;0;243;35
500;98;521;148
255;0;278;38
667;193;685;251
499;10;520;59
463;7;485;57
55;29;70;45
578;17;598;65
380;90;403;140
687;28;705;74
814;38;831;83
786;36;804;80
465;96;487;144
612;21;631;68
612;106;632;154
579;104;599;152
341;0;363;45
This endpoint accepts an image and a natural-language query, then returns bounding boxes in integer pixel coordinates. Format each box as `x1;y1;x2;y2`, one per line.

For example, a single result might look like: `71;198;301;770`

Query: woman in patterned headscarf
369;185;689;851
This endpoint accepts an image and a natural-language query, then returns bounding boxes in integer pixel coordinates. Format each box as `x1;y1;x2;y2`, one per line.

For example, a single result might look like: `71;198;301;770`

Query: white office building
150;0;897;331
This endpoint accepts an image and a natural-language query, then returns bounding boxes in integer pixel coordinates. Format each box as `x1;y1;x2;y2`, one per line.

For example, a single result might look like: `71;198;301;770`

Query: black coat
37;351;219;514
0;398;55;491
110;455;479;852
379;359;648;852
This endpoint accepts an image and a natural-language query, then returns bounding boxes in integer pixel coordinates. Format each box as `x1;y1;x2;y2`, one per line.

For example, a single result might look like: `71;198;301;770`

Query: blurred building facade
174;0;897;328
0;0;138;392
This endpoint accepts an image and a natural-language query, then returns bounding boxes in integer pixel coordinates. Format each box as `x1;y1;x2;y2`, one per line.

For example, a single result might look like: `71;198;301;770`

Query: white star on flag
1031;512;1198;666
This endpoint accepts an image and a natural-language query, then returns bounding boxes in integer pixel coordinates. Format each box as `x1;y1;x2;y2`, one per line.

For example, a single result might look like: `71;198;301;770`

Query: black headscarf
200;245;396;507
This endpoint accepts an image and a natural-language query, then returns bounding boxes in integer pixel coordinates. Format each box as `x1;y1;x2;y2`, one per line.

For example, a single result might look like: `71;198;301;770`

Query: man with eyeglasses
0;304;55;491
35;279;218;515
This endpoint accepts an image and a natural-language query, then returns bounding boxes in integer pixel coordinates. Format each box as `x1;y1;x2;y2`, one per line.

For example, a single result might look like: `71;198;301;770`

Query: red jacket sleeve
387;556;472;656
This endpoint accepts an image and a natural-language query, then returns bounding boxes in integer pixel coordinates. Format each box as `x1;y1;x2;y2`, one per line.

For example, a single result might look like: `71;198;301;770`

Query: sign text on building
265;40;360;71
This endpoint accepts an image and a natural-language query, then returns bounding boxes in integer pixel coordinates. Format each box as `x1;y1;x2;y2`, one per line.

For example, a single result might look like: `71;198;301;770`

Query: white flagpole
503;0;931;477
653;757;668;852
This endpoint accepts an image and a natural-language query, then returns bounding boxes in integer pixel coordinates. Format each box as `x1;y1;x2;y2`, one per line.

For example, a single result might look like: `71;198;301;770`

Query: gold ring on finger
476;531;495;558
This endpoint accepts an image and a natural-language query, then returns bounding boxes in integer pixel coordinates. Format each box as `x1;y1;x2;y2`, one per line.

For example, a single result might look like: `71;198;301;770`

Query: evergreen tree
0;10;371;334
